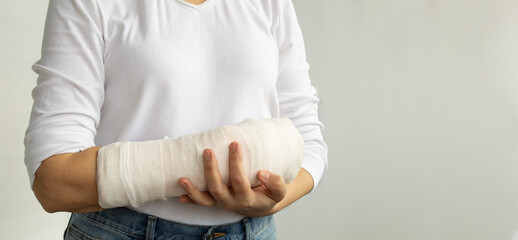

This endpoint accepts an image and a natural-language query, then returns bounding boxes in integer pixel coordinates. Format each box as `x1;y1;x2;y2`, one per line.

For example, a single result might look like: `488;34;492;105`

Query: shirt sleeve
273;0;328;191
24;0;105;189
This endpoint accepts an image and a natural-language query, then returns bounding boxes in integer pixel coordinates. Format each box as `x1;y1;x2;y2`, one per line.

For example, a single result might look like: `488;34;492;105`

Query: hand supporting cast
178;142;289;217
96;118;304;209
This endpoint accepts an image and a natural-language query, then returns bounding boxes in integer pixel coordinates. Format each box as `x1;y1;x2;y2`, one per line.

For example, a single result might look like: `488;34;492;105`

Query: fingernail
203;150;210;161
230;142;237;152
179;180;187;188
260;170;271;181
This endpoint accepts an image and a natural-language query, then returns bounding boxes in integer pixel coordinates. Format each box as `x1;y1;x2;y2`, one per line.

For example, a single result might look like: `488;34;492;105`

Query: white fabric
24;0;328;225
97;118;304;209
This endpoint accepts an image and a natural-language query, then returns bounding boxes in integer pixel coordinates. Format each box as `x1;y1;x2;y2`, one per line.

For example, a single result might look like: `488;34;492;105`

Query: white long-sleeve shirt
25;0;328;225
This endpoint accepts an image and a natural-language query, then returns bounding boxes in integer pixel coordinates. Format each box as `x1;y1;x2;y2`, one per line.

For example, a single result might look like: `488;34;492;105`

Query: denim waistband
65;207;276;240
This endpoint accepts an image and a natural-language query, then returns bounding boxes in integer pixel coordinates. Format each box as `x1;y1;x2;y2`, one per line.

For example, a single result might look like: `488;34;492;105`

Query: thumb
257;170;287;202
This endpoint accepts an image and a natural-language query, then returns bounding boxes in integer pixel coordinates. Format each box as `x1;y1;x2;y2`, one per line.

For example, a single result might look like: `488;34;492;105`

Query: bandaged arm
96;118;305;209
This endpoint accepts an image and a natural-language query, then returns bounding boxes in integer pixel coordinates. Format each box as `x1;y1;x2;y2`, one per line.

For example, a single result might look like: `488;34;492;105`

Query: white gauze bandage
96;118;304;209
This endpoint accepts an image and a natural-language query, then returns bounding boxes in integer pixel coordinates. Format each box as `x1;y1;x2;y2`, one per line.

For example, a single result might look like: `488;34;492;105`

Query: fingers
257;170;287;202
202;149;231;202
228;142;252;199
179;144;288;216
178;177;216;207
179;194;195;204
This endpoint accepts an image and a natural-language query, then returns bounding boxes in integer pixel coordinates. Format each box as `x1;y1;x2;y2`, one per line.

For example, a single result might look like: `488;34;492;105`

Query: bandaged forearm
96;118;304;209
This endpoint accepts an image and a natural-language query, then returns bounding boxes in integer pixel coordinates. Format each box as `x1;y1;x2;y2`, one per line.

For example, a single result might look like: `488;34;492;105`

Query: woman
24;0;328;239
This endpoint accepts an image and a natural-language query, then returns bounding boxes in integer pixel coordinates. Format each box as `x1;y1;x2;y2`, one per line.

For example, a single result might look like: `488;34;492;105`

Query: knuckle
208;186;223;197
231;175;244;184
273;176;286;188
204;163;215;170
271;174;283;183
237;199;251;209
229;154;238;163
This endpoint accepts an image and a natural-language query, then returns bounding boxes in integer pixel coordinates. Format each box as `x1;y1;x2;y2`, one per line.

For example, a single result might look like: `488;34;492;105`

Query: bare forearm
33;146;102;213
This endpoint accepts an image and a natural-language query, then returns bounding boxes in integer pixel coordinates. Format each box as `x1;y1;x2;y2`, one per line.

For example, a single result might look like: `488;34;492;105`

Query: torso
94;0;282;225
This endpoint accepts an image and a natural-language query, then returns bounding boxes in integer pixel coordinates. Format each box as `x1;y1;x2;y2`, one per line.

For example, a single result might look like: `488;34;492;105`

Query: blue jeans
63;207;277;240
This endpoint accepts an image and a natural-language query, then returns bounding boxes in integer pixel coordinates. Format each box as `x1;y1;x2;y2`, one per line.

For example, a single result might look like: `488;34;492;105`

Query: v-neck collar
173;0;217;11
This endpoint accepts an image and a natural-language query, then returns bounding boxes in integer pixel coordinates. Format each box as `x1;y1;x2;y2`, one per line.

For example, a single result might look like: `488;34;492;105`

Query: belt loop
243;217;251;240
203;225;216;240
145;216;157;240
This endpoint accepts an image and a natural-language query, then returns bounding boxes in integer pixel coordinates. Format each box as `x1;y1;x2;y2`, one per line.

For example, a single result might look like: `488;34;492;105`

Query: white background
1;0;518;239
